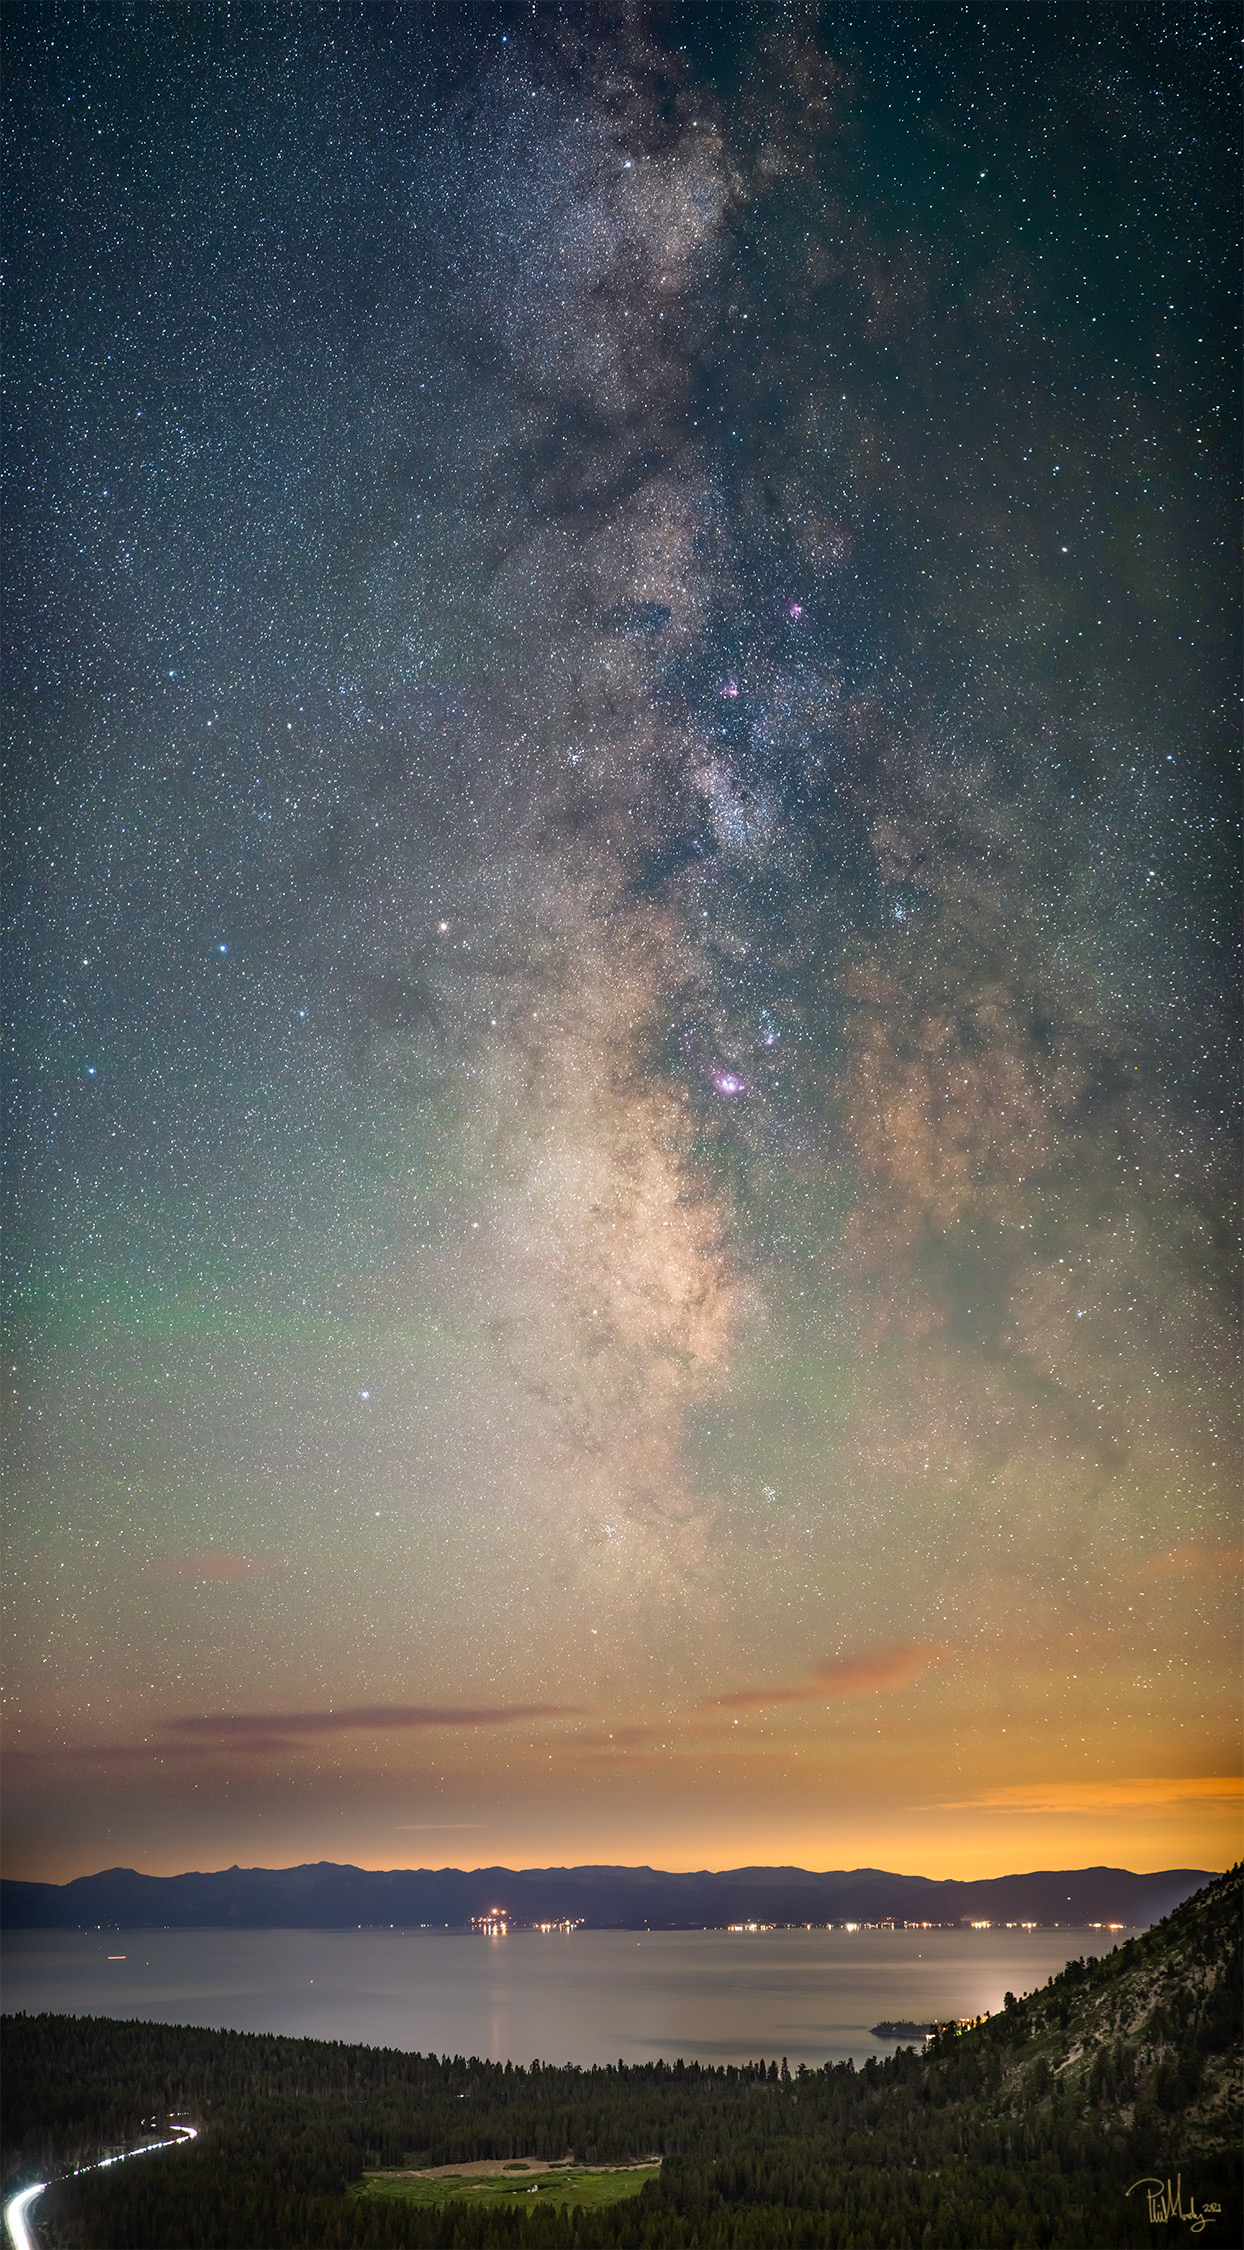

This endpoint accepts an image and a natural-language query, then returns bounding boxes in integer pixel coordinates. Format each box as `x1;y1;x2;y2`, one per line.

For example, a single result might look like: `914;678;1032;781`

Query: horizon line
3;1855;1225;1889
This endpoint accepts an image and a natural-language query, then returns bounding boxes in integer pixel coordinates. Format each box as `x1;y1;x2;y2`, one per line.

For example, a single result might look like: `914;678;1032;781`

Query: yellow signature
1126;2175;1223;2235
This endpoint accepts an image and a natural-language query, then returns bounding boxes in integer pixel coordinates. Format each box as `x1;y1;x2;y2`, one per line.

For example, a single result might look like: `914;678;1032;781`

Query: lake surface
0;1926;1115;2067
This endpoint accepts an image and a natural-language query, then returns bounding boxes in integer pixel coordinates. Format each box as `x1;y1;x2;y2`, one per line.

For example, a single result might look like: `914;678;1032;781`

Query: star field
3;5;1239;1883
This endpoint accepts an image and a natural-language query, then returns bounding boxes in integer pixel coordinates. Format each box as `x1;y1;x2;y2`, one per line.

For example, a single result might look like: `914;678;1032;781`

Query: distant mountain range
0;1860;1214;1931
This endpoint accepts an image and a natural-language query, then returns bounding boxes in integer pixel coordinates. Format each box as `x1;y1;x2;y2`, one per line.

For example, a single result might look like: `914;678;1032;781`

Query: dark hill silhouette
0;1859;1213;1929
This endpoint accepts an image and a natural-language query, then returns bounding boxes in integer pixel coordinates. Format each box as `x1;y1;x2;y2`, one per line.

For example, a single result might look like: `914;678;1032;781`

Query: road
4;2125;197;2249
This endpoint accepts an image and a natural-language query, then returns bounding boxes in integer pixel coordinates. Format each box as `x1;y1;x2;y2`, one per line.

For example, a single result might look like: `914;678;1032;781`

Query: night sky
4;4;1239;1887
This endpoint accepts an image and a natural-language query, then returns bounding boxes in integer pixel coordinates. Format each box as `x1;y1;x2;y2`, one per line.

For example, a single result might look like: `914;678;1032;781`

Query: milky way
4;6;1239;1881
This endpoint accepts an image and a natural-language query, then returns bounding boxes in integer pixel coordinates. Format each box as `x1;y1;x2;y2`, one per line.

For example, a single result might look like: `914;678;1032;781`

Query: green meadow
358;2163;660;2212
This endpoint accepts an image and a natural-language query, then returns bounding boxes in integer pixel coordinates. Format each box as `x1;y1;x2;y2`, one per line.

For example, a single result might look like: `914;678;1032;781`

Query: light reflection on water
0;1925;1110;2068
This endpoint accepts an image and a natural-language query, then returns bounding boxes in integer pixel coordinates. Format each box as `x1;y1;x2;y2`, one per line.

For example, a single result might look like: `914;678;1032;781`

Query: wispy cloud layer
6;1704;585;1769
167;1704;586;1743
934;1776;1243;1813
144;1553;268;1582
708;1644;942;1711
1132;1546;1244;1583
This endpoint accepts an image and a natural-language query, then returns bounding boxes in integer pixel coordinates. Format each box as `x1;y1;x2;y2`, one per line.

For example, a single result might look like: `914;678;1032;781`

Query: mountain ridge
0;1859;1213;1929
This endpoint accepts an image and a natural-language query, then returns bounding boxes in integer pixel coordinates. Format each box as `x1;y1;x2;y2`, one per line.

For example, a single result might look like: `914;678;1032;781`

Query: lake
0;1925;1115;2067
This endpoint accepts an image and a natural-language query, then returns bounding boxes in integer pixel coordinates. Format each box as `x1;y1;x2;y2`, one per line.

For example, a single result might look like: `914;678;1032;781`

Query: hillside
983;1858;1241;2162
5;1866;1239;2246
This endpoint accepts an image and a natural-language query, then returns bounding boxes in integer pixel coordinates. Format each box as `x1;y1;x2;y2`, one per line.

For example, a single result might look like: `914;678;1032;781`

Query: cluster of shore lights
712;1917;1111;1937
472;1909;509;1936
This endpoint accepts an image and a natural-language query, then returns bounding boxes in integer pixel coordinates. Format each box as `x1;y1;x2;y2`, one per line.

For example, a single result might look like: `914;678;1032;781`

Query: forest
3;1866;1239;2248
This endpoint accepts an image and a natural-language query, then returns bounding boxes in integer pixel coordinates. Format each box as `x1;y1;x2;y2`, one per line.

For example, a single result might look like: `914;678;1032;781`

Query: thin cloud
1133;1544;1244;1584
4;1743;180;1769
707;1642;941;1712
166;1702;585;1744
933;1775;1243;1813
572;1724;668;1750
145;1552;268;1582
5;1705;585;1771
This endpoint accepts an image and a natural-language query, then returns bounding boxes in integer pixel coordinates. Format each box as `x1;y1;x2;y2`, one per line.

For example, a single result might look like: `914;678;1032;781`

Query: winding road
4;2125;197;2249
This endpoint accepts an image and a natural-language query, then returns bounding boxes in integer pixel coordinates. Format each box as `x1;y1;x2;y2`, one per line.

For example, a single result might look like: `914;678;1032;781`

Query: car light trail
4;2127;196;2249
